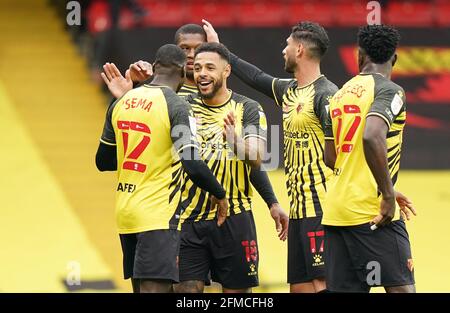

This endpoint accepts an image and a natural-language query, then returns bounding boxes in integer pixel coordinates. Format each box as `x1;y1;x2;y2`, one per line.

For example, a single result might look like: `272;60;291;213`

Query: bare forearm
363;134;394;199
324;139;336;169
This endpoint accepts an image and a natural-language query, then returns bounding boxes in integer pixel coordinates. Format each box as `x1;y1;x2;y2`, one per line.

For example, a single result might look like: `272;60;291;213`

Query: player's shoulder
373;74;404;95
231;91;261;109
314;76;339;97
275;78;297;89
183;92;202;105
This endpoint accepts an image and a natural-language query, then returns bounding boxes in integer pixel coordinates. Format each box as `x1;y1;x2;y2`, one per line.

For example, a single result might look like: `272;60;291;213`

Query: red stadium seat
435;0;450;27
386;1;434;27
86;0;111;34
285;1;334;27
236;0;286;27
185;0;236;27
335;0;376;26
143;0;186;27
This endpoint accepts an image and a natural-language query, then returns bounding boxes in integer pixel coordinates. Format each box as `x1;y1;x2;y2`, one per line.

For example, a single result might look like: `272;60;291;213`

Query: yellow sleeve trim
176;144;199;154
243;134;267;141
272;78;281;107
100;138;116;146
366;112;391;128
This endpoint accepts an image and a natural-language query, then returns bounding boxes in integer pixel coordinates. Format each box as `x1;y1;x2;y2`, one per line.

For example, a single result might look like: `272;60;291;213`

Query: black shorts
324;220;415;292
119;229;180;283
287;216;325;284
179;210;259;290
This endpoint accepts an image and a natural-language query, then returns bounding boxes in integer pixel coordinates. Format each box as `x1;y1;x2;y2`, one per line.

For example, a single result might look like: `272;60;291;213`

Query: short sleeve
100;100;118;146
164;88;199;154
272;78;293;107
314;85;338;140
242;100;267;141
367;84;406;127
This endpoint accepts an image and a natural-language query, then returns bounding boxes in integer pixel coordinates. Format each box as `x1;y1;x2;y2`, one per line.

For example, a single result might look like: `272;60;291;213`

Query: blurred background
0;0;449;292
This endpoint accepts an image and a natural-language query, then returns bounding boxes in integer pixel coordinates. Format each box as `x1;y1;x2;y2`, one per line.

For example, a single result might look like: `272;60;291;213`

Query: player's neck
294;61;322;88
360;64;392;80
151;76;178;92
184;77;197;88
202;87;231;107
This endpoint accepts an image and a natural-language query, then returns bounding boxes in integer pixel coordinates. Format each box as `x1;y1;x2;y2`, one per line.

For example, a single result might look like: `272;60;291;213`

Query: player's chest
281;87;318;130
190;103;244;141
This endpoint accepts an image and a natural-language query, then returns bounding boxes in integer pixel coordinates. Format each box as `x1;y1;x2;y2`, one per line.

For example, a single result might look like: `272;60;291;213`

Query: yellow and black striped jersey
272;75;338;219
100;84;198;234
178;83;198;98
323;73;406;226
180;91;267;223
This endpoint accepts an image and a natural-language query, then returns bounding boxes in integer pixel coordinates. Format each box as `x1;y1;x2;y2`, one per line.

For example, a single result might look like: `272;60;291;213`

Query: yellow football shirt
272;76;338;219
100;84;198;234
323;73;406;226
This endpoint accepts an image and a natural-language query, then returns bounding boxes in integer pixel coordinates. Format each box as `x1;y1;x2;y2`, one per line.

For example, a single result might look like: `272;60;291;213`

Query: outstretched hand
129;60;153;83
101;63;133;99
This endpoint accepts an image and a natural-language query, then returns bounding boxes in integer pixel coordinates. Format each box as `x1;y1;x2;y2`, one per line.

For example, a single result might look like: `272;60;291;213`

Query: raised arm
202;19;276;99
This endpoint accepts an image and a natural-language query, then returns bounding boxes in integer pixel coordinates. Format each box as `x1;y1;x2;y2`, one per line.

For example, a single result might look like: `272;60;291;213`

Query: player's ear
391;54;397;67
296;42;304;58
357;48;364;71
224;63;231;78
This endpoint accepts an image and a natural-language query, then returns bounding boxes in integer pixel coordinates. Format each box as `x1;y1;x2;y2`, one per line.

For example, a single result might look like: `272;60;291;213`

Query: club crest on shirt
296;102;304;114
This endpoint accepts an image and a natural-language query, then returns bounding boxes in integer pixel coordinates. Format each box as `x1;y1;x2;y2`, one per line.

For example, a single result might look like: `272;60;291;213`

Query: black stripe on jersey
169;181;181;204
388;150;401;169
180;159;220;221
387;149;400;163
391;169;399;185
234;163;245;213
309;126;327;192
387;143;399;153
387;130;401;138
243;164;250;200
393;119;406;125
390;155;402;176
228;161;236;214
300;150;307;218
169;166;183;190
198;158;222;220
308;149;323;217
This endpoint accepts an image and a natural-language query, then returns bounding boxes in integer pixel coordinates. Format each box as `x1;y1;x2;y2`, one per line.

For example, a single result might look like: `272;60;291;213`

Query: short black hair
358;25;400;64
174;24;206;44
154;44;186;68
194;42;231;63
291;21;330;59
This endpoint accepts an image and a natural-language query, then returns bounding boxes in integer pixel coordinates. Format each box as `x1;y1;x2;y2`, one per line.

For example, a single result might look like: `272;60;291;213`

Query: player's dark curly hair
174;24;206;44
154;44;186;69
291;21;330;59
358;25;400;64
194;42;231;63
